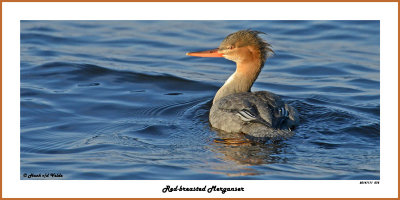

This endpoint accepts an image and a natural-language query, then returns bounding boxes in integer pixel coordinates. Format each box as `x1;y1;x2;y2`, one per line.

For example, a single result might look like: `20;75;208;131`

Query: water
20;20;380;180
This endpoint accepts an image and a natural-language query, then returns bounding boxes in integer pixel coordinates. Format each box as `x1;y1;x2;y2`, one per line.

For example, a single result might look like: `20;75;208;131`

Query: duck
186;30;299;142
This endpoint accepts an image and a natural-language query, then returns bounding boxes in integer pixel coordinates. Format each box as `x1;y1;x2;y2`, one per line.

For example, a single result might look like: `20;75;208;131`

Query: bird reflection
207;128;285;177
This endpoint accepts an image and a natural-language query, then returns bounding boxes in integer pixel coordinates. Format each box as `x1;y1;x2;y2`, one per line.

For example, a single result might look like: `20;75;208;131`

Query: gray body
210;91;299;141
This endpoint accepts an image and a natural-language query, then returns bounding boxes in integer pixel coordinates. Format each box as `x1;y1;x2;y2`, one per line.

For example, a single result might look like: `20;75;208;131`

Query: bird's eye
228;46;234;50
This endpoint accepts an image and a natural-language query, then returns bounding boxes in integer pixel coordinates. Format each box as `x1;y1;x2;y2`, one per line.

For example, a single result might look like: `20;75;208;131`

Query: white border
2;2;398;198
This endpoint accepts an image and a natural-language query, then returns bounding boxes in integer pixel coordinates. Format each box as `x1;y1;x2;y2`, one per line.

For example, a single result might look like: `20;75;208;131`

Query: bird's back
209;91;299;141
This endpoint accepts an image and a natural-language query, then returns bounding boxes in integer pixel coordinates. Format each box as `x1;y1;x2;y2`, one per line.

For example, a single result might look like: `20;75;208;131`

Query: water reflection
208;129;285;177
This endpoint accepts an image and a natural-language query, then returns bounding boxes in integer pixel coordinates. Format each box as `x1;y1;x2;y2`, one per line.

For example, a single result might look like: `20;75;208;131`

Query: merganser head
218;30;272;64
187;30;273;66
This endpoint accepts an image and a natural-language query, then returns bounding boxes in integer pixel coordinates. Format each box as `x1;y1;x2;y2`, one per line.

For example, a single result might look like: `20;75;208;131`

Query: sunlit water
21;20;379;179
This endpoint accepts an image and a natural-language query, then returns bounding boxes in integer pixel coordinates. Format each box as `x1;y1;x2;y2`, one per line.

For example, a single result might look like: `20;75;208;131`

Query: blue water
20;20;380;180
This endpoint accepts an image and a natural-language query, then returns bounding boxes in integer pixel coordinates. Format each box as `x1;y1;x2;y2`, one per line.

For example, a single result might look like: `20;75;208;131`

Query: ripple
316;86;363;94
164;92;183;95
341;123;380;138
281;65;348;76
21;33;88;46
347;78;380;88
139;97;209;118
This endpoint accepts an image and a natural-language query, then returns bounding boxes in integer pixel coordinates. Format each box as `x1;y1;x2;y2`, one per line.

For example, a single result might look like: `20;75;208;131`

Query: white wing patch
236;109;257;122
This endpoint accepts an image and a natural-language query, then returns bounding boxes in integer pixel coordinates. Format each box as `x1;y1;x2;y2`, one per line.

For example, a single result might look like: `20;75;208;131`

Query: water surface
21;20;380;180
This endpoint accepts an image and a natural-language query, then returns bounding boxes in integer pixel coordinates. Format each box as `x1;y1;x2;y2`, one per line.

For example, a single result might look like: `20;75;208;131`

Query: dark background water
20;20;380;180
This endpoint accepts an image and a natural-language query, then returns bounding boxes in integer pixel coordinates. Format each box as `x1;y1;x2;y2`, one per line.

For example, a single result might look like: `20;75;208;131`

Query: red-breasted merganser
187;30;299;141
